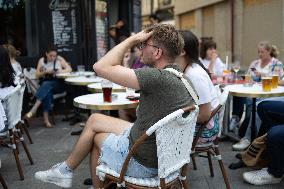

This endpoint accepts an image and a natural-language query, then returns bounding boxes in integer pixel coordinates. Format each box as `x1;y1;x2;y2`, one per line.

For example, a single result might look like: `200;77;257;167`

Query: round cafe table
56;71;95;79
225;84;284;140
73;92;139;111
87;83;126;93
65;76;102;86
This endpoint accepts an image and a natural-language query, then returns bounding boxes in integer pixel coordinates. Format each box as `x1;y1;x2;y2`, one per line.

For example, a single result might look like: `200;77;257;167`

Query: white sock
58;161;73;175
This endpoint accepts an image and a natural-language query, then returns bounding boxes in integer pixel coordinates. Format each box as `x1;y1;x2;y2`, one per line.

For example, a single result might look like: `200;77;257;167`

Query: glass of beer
271;75;279;88
262;76;272;92
101;79;113;102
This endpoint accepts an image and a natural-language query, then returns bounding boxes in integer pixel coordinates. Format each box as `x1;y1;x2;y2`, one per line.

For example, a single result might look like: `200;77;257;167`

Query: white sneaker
35;163;73;188
229;116;240;131
243;168;283;185
232;138;250;151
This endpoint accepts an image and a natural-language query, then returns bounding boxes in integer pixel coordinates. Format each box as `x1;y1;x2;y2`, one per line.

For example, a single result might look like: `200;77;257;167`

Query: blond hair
2;44;20;59
258;41;279;58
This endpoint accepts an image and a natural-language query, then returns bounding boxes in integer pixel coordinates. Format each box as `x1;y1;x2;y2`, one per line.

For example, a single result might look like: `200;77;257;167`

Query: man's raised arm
93;31;152;90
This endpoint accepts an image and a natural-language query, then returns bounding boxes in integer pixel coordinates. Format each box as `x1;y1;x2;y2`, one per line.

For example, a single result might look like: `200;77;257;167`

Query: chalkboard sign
95;0;108;60
49;0;78;53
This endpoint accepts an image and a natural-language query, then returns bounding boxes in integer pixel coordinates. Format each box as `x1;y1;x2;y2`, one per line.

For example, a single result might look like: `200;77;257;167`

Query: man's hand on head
128;30;153;45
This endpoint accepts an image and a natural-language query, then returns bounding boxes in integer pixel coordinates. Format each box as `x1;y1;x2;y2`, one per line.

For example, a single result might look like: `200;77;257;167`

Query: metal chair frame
190;87;231;189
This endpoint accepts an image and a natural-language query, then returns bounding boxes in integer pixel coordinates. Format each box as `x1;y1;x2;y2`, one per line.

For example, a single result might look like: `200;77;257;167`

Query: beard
140;53;155;68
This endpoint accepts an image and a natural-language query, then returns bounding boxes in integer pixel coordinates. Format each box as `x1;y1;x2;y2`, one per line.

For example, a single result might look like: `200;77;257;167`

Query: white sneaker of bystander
243;168;283;185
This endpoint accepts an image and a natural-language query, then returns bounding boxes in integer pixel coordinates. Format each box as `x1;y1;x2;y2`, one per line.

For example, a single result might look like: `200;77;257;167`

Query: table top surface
56;71;95;79
87;83;126;93
65;76;102;86
73;92;139;110
225;84;284;98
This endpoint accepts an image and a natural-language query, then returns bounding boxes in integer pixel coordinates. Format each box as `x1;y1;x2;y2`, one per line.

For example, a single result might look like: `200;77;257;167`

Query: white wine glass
232;61;240;81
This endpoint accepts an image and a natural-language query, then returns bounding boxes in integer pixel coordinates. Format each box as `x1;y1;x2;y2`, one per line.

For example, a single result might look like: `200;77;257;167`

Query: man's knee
88;113;101;125
87;113;107;129
267;125;284;144
257;101;269;117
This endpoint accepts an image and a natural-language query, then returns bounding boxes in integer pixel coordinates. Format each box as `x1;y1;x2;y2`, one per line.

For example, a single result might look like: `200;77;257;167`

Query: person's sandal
24;112;34;119
44;122;53;128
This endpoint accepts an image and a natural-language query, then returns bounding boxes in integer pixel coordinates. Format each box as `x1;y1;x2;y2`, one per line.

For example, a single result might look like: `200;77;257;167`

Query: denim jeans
232;97;253;118
267;125;284;178
35;80;64;112
257;99;284;135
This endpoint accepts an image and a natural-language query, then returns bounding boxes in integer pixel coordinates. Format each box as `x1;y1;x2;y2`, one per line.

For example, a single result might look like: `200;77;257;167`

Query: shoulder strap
164;68;199;105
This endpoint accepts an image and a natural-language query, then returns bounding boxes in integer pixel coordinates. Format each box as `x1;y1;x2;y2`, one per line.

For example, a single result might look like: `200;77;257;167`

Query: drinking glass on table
231;61;240;81
77;65;85;76
271;70;279;88
126;87;135;97
261;73;272;92
101;79;113;102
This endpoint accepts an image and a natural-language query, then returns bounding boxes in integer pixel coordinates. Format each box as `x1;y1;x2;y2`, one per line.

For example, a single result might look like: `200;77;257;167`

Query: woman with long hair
25;46;72;128
176;30;219;143
0;46;16;132
2;44;22;83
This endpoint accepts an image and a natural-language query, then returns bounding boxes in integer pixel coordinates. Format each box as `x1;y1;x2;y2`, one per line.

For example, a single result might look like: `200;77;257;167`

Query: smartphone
126;96;139;101
250;67;256;71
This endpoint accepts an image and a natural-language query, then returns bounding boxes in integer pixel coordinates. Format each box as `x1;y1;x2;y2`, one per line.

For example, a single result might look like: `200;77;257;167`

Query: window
0;0;27;56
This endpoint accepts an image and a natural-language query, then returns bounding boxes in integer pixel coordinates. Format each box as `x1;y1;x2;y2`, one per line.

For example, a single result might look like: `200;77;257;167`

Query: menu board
50;0;78;52
95;0;108;60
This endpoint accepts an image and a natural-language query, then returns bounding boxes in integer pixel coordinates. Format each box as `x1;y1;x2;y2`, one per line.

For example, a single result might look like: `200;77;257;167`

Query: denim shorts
99;126;158;178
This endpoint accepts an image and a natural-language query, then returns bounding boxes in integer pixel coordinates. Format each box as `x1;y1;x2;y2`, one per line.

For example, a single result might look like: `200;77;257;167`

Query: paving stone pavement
0;116;283;189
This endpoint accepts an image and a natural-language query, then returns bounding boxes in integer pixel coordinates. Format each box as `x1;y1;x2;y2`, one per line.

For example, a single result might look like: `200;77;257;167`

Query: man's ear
180;50;186;56
155;49;163;59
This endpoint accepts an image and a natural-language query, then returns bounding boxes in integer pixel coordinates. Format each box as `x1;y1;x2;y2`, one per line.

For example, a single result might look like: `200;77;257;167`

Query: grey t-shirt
129;65;195;168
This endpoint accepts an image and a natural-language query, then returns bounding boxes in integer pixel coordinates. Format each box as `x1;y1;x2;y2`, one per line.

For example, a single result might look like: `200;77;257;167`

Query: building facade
175;0;284;68
0;0;141;69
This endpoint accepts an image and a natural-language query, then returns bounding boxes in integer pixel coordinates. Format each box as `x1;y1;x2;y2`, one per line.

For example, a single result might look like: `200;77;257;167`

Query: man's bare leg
66;113;131;170
90;133;110;189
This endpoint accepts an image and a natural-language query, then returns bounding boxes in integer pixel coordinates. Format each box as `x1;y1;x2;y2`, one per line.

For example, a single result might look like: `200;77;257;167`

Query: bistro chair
190;86;231;189
0;158;8;189
96;105;199;189
23;67;68;127
0;84;34;180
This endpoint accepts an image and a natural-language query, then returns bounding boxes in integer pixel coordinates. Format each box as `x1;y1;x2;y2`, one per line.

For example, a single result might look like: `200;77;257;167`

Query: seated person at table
0;46;16;133
177;30;219;143
2;44;23;84
25;46;72;128
243;99;284;185
199;37;225;77
34;24;196;188
231;41;283;151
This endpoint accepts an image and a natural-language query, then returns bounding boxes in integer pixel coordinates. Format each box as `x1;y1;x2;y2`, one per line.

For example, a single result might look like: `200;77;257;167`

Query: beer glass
101;79;113;102
271;75;279;88
262;76;272;92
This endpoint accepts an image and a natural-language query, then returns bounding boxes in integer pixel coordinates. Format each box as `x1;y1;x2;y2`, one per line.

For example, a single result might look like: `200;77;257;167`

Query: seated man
34;24;196;188
243;98;284;185
243;125;284;185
